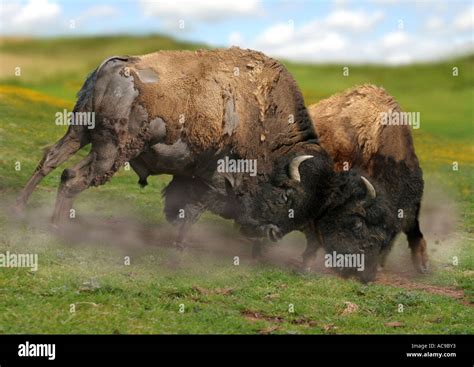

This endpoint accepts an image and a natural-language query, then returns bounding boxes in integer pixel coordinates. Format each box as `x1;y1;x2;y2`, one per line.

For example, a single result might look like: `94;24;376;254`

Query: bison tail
73;68;98;113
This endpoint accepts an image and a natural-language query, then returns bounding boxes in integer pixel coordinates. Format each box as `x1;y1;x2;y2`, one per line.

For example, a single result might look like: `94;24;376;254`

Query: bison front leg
163;176;209;251
51;141;121;227
172;203;206;251
250;238;268;260
301;222;322;273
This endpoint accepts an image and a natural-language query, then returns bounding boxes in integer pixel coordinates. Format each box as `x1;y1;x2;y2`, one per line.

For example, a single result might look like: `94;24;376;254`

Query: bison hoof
412;252;429;274
359;272;377;284
415;261;429;274
50;216;65;231
10;202;26;220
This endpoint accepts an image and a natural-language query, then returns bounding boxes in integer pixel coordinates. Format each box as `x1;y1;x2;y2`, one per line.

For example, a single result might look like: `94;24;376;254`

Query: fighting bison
237;85;427;282
15;46;427;282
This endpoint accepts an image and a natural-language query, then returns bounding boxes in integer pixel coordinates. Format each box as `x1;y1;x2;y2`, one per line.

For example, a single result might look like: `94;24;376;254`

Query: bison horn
361;176;376;200
289;155;314;182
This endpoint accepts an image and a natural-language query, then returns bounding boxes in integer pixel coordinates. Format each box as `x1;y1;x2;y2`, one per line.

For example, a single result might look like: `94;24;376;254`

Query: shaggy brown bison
238;84;427;282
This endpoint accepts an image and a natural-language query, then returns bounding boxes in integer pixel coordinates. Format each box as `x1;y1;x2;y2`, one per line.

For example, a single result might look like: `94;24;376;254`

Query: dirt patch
375;272;472;306
242;310;317;326
242;310;285;324
191;285;234;296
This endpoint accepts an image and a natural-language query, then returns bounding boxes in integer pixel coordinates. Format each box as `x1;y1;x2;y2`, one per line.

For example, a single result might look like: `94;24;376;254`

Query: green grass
0;34;472;334
0;231;471;334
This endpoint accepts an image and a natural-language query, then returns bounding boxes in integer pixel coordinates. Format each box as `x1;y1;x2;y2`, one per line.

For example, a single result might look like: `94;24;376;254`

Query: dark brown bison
236;84;427;282
14;48;332;251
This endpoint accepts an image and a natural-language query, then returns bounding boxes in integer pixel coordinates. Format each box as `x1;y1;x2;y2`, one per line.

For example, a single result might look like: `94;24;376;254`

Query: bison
14;48;332;253
235;84;427;282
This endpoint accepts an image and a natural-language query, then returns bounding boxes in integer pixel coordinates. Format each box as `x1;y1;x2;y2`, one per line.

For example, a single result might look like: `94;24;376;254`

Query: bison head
233;152;333;239
231;155;399;282
314;171;399;282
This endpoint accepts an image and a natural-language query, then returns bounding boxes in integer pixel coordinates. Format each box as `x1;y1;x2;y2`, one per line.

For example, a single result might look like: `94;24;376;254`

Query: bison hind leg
14;125;89;216
51;140;124;227
404;203;428;274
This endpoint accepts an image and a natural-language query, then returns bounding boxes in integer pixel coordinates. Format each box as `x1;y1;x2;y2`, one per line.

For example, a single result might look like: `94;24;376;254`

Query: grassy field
0;35;472;334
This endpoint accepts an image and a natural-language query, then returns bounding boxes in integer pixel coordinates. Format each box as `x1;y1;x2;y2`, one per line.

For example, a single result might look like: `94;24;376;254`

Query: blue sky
0;0;472;64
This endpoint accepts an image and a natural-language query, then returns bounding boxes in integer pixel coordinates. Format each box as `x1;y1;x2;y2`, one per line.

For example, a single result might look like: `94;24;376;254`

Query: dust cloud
0;182;465;285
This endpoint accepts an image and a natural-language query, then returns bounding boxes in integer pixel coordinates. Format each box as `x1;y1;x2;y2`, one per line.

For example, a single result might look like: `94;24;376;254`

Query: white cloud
228;31;243;46
81;5;119;19
67;4;120;32
425;16;445;31
378;30;473;65
254;22;295;47
453;5;474;31
0;0;61;33
381;30;410;48
260;33;346;61
247;5;473;65
369;0;399;4
140;0;262;22
249;9;386;63
251;17;351;62
324;9;384;31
